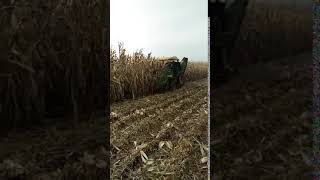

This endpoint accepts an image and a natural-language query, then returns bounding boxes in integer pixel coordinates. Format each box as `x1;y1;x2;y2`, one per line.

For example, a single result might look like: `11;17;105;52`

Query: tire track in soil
110;79;208;179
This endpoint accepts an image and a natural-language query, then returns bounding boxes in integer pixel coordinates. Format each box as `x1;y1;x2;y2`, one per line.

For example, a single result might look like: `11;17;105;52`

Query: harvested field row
111;79;208;179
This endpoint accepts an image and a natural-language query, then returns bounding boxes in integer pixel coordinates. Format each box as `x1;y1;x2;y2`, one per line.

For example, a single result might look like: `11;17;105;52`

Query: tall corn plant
231;1;312;65
0;0;107;130
110;44;208;102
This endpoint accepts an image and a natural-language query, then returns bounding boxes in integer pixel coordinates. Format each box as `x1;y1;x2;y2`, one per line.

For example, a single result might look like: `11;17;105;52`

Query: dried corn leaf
140;150;148;163
200;157;208;164
159;141;165;149
165;141;173;150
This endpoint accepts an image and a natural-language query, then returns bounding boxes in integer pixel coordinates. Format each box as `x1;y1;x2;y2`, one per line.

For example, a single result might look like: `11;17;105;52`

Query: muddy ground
111;79;209;179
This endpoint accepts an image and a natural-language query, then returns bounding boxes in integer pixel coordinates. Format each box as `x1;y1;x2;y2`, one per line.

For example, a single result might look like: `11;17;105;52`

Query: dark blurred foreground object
209;0;248;86
0;0;108;130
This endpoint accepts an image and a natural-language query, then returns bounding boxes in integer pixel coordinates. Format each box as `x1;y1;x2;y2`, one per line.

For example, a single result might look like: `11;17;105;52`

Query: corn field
110;44;208;102
0;0;108;130
231;1;312;65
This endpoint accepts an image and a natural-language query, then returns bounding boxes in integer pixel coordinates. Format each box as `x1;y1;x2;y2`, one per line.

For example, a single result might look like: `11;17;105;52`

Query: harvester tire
166;78;173;90
177;75;183;88
171;78;177;90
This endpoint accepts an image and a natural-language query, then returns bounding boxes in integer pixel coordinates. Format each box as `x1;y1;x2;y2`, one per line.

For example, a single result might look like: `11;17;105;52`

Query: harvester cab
155;57;188;91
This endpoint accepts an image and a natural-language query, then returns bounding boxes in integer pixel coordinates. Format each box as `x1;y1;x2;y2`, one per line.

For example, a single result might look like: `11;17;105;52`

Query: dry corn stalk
110;45;208;102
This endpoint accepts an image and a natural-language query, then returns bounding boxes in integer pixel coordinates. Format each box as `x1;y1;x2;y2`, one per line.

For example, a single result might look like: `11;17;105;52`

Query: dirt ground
0;115;107;179
111;52;313;179
213;52;313;179
0;53;312;179
110;79;209;179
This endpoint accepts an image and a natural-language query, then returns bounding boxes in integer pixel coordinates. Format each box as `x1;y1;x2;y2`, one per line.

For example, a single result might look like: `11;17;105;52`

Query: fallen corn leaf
140;150;148;163
165;141;173;149
159;141;165;149
200;157;208;164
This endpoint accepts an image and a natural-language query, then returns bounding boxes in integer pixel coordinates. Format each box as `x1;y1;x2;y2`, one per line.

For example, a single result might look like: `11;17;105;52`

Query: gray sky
111;0;208;62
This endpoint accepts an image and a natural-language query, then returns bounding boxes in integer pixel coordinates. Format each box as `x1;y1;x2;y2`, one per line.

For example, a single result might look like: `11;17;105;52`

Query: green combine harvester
155;56;188;91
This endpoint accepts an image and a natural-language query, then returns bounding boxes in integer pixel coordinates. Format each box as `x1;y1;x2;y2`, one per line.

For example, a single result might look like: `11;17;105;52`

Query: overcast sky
111;0;208;62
